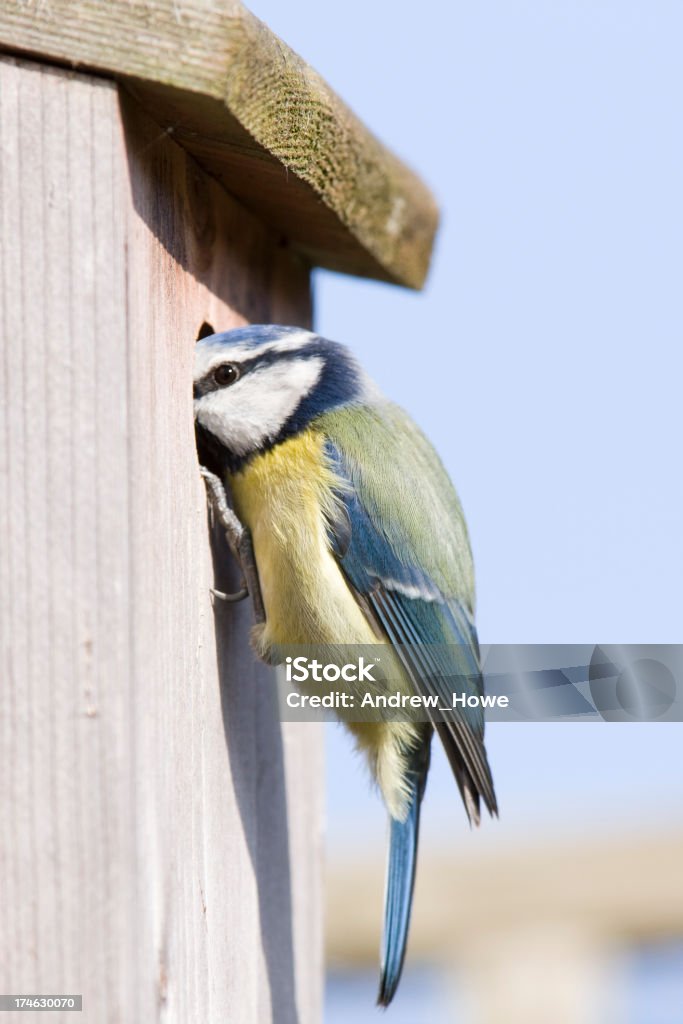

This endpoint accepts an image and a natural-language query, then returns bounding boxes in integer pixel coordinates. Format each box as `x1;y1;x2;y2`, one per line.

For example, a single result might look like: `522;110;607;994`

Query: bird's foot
200;466;266;624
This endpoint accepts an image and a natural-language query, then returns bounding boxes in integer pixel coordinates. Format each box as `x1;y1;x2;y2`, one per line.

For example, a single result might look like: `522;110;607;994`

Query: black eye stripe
194;349;320;399
194;363;243;398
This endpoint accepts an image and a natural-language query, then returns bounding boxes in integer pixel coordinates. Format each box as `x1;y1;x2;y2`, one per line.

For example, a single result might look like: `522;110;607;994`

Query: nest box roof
0;0;438;288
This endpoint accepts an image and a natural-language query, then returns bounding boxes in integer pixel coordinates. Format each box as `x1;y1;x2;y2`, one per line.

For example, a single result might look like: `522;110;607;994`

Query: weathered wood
0;0;438;289
0;55;322;1023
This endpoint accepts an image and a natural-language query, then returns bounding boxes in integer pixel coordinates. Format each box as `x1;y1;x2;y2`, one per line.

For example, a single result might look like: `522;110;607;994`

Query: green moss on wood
0;0;438;288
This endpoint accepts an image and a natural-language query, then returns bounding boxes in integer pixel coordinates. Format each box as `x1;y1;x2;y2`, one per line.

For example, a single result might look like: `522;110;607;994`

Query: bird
193;324;497;1006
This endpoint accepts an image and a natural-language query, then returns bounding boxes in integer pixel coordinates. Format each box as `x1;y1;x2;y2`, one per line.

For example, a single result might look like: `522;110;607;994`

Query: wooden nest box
0;3;437;1021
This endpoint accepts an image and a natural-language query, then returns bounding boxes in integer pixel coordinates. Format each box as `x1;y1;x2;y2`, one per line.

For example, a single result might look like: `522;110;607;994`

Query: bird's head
193;325;365;469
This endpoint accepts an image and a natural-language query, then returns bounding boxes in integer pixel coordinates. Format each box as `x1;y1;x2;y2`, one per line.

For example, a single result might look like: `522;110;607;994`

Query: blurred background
245;3;683;1021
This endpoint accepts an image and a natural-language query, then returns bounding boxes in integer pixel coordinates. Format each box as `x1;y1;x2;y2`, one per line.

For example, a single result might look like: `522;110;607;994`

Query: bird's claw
200;465;266;624
200;466;244;560
210;585;249;604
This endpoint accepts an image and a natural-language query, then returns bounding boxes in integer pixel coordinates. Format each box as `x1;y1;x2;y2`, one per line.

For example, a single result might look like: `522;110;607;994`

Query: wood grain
0;55;322;1023
0;0;438;289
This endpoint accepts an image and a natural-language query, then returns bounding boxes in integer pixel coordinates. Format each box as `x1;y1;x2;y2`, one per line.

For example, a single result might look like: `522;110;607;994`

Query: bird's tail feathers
377;766;426;1007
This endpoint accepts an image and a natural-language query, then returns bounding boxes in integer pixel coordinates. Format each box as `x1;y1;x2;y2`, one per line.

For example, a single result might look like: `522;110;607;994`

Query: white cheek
195;358;324;455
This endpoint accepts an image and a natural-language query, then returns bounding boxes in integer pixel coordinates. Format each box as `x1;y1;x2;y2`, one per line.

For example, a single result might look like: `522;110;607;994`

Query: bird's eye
213;363;240;387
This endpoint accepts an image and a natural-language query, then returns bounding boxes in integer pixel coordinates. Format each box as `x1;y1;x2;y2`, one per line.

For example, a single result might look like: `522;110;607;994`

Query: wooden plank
327;833;683;1024
0;0;439;289
0;55;322;1023
326;831;683;964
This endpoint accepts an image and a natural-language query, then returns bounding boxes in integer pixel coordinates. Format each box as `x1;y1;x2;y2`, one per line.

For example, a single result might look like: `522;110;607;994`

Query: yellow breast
229;430;376;654
230;429;420;820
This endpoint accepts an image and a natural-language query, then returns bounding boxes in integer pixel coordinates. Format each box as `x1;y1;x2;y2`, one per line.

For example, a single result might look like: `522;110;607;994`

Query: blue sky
244;0;683;850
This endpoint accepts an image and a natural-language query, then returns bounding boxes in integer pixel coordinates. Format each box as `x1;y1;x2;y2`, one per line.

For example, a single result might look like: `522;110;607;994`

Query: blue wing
322;422;497;823
319;405;497;1007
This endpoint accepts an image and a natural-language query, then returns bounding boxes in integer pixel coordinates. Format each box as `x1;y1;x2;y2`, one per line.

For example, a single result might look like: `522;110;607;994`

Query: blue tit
193;325;497;1006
